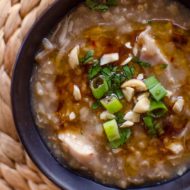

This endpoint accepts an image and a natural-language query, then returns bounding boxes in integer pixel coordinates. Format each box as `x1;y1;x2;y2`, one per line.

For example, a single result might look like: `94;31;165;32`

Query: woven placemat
0;0;61;189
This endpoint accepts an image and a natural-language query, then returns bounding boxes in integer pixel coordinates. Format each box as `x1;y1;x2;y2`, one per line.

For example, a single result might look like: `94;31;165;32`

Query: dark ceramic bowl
11;0;190;190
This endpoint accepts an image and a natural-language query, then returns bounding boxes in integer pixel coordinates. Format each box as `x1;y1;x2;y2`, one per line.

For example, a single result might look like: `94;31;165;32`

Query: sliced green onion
110;128;131;149
149;100;168;118
123;65;134;79
103;119;120;142
115;89;124;99
91;101;101;110
88;62;101;79
100;95;123;113
143;116;165;136
143;116;153;128
101;66;112;76
115;112;125;124
144;76;167;101
143;116;157;136
90;75;109;99
80;50;94;64
144;76;159;90
149;83;167;101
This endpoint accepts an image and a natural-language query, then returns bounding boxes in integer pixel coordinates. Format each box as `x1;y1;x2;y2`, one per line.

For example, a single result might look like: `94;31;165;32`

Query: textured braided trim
0;0;61;189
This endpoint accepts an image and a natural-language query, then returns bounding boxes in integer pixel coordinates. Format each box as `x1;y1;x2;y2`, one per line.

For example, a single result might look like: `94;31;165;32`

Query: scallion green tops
144;76;167;101
90;75;109;99
100;95;123;113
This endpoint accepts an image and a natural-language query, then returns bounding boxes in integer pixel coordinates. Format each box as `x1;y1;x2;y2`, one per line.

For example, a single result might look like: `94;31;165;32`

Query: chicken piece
166;142;184;154
137;26;170;66
58;131;97;165
137;27;175;86
136;26;187;91
58;130;123;182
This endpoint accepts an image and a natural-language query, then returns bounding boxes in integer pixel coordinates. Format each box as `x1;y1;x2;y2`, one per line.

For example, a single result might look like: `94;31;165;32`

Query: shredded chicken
58;131;97;165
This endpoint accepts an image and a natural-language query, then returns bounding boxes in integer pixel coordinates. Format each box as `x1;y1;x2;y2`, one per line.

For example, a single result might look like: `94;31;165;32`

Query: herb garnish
133;56;151;68
83;51;126;100
88;62;135;99
91;100;102;109
85;0;118;12
123;65;135;79
110;128;131;149
79;48;168;143
102;68;124;99
144;76;167;101
88;61;101;79
115;112;125;124
101;66;112;76
143;116;157;136
114;89;124;99
80;50;94;64
143;115;165;136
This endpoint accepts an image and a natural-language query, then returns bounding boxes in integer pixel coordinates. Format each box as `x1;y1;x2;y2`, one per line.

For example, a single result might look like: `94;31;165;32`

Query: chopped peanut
133;97;150;114
121;79;147;92
122;87;135;102
173;97;184;113
68;45;80;69
73;85;81;101
120;120;134;128
124;111;140;123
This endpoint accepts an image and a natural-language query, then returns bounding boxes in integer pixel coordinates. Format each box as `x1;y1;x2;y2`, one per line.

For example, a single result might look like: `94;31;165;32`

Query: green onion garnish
101;66;112;76
144;76;167;101
144;76;159;90
110;128;131;149
115;112;125;124
80;50;94;64
143;116;157;136
143;116;153;128
123;65;135;79
88;62;101;79
114;89;124;99
103;119;120;142
91;101;101;110
149;100;168;118
143;116;165;136
90;75;109;99
100;95;123;113
149;83;167;101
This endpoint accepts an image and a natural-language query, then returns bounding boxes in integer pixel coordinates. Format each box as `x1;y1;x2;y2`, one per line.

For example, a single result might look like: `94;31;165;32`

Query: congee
32;0;190;188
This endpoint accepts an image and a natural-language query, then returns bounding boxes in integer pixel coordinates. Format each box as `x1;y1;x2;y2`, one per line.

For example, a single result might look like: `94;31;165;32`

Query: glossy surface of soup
32;0;190;188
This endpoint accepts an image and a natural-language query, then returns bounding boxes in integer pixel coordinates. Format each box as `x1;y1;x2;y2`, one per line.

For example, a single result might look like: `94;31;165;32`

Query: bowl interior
11;0;190;190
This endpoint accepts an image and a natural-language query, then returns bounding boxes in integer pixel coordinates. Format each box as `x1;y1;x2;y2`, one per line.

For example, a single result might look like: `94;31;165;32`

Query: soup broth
32;0;190;188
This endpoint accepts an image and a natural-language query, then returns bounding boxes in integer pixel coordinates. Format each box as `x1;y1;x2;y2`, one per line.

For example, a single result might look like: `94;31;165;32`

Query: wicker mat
0;0;62;189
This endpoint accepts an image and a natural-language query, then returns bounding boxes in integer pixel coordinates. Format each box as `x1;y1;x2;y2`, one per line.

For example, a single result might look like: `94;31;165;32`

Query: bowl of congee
11;0;190;189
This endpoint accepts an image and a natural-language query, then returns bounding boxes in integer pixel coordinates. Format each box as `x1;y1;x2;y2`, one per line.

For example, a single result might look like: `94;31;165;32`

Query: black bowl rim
11;0;190;190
